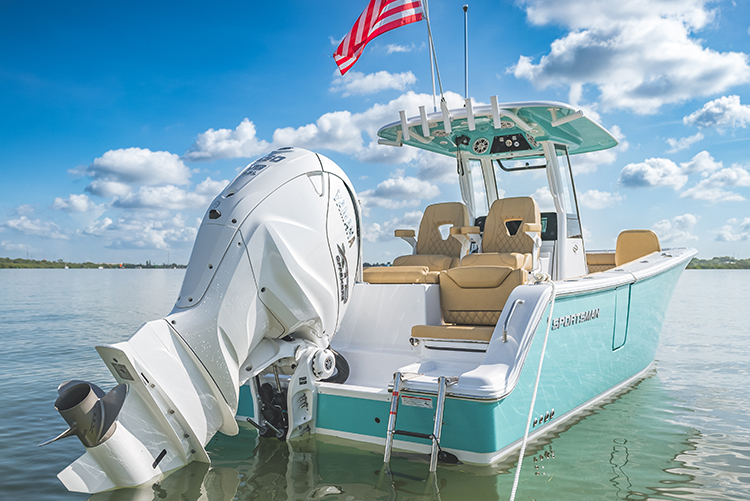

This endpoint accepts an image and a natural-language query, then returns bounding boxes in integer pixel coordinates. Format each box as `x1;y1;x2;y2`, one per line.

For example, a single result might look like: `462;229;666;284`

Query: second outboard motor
41;148;361;493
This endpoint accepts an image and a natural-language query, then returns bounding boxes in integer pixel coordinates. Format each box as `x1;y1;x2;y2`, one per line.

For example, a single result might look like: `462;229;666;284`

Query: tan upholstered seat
439;266;528;326
586;252;616;272
615;230;661;266
363;203;470;284
411;324;494;342
393;254;454;271
363;266;440;284
461;197;540;270
409;266;527;344
393;202;470;271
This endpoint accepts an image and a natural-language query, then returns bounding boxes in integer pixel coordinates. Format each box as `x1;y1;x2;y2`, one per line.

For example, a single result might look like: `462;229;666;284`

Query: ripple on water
1;269;749;500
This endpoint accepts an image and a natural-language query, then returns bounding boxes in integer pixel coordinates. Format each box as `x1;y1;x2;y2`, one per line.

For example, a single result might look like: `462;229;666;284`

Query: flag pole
424;0;437;112
463;4;469;99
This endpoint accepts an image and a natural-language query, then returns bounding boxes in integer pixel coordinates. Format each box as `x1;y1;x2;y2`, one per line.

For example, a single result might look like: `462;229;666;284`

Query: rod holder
465;98;475;131
440;101;452;134
420;105;430;137
491;95;501;129
399;110;410;142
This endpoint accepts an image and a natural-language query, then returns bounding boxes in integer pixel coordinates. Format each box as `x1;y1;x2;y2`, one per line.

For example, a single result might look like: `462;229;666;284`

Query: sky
1;0;749;265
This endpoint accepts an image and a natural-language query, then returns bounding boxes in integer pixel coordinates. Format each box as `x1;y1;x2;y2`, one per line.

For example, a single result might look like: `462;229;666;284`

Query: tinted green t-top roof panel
377;100;618;159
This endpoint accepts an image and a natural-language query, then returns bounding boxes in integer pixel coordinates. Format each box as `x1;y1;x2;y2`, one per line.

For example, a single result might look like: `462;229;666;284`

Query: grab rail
502;299;524;343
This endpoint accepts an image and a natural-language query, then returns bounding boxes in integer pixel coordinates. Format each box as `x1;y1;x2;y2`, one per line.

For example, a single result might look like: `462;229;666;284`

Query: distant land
0;257;186;269
1;256;746;270
686;257;750;269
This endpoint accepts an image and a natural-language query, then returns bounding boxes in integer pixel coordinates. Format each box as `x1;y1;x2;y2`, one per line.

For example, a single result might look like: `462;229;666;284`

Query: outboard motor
40;148;362;493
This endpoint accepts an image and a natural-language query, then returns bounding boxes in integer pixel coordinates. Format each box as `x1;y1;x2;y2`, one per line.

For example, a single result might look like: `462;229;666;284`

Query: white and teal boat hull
237;248;694;464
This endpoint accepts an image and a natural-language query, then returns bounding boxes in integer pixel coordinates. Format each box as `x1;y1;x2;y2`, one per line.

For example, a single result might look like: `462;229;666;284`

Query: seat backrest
439;266;527;326
482;197;540;254
615;230;661;266
415;202;470;257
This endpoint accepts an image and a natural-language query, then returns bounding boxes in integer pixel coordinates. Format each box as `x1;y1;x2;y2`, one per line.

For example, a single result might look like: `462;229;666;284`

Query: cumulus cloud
84;148;191;188
1;216;68;239
112;186;207;210
99;212;198;250
716;217;750;242
83;217;114;236
619;157;688;190
684;95;750;129
52;194;101;213
578;189;623;209
111;177;228;211
85;180;132;198
184;119;270;162
194;177;229;198
679;150;722;175
0;240;36;253
531;187;555;211
415;153;457;184
184;91;466;164
385;43;415;54
680;165;750;202
666;132;704;153
359;170;440;215
619;150;722;190
330;70;417;96
511;0;750;113
652;213;699;243
363;210;423;243
16;205;36;216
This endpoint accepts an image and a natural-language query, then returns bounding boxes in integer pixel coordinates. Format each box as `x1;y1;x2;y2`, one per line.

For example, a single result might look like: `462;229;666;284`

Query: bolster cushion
363;266;440;284
411;324;494;342
461;252;530;270
439;266;527;325
393;254;453;271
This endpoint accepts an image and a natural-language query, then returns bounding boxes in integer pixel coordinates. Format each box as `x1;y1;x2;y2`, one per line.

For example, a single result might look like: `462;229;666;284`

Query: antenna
463;5;469;99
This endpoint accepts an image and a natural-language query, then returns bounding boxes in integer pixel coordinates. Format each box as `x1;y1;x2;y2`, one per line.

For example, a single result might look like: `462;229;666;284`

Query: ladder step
384;373;454;472
394;430;433;440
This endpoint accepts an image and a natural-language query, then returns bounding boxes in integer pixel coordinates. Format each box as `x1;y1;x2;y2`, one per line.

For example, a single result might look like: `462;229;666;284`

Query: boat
41;98;695;493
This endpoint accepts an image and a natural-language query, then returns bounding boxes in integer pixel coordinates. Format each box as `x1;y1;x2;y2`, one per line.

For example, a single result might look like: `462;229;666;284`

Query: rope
509;272;556;501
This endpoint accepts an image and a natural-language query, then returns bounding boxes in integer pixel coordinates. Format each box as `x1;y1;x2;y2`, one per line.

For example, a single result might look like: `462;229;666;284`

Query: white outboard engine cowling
42;148;361;493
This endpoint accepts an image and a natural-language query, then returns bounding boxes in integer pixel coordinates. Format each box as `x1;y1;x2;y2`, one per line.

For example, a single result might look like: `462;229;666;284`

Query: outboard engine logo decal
241;153;286;178
335;243;349;304
334;190;356;248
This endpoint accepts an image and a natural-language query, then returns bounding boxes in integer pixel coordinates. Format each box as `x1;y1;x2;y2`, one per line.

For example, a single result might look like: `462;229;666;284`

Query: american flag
333;0;424;75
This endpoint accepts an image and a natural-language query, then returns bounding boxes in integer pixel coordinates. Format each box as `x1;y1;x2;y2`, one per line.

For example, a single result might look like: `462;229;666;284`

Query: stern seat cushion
439;266;527;325
392;254;453;272
411;324;494;342
460;251;531;270
363;265;440;284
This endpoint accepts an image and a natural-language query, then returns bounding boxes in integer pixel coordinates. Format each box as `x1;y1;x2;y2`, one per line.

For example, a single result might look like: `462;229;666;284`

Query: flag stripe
333;0;423;75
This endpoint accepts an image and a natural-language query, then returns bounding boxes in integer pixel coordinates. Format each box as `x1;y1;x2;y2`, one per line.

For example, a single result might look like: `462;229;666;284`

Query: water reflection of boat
87;462;240;501
83;384;706;501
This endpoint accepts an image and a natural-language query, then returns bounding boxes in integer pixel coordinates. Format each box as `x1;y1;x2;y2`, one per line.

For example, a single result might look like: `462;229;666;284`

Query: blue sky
1;0;749;264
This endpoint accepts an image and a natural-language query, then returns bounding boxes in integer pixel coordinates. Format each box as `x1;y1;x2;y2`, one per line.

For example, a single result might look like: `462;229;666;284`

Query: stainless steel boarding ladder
383;372;457;471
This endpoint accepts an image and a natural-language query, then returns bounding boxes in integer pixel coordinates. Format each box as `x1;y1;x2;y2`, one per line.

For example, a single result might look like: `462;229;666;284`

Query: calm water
0;269;748;500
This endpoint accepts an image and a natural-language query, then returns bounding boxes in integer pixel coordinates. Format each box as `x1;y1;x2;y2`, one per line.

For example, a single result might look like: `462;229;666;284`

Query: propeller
39;380;128;448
